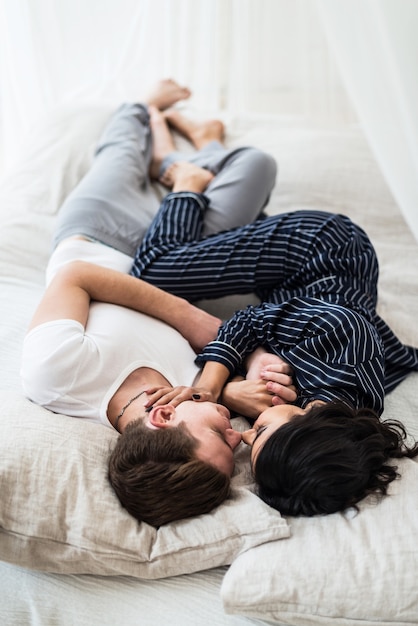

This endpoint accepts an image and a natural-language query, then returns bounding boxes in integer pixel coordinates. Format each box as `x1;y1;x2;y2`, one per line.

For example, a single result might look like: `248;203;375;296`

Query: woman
130;146;418;517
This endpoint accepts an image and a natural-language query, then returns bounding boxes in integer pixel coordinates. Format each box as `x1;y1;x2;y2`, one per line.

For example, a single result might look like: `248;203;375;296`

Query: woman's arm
142;360;231;409
28;260;221;353
142;352;297;415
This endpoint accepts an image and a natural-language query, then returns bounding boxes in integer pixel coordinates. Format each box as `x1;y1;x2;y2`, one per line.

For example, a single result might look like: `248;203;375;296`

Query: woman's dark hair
108;420;230;527
253;400;418;517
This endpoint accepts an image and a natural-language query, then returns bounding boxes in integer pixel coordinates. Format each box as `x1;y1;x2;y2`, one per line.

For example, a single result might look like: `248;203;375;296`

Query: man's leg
186;144;277;235
52;81;191;257
52;103;158;257
150;108;278;235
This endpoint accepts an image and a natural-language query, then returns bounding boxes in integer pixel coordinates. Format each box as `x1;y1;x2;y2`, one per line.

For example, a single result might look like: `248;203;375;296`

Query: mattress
1;105;417;626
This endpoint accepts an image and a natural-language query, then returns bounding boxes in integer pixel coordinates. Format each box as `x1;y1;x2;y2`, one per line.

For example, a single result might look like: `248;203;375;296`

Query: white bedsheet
1;106;417;626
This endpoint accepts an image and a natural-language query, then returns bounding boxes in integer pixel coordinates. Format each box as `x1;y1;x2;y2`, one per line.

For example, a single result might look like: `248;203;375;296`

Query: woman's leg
131;192;319;299
132;200;376;305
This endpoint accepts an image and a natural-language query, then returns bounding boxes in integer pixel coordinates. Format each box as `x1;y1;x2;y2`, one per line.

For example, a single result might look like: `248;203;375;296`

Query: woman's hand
220;377;286;420
245;347;293;379
144;385;217;410
245;347;297;406
259;365;297;405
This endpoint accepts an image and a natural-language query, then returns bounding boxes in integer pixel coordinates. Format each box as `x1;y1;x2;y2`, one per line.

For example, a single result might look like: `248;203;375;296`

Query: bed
1;103;418;626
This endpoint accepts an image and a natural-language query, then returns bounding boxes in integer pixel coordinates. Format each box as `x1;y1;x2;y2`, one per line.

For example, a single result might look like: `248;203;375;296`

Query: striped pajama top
131;192;418;414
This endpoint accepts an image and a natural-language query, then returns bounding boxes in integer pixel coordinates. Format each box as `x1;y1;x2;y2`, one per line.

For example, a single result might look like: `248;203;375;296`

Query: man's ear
147;404;176;429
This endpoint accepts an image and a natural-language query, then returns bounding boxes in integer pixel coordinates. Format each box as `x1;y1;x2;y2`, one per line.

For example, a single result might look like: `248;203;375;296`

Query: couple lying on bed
21;79;418;528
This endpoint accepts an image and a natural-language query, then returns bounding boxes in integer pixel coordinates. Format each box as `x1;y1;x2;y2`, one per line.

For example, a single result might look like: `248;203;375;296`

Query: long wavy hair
253;400;418;516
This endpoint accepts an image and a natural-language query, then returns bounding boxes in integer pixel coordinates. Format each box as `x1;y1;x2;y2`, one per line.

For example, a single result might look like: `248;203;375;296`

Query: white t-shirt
21;239;200;427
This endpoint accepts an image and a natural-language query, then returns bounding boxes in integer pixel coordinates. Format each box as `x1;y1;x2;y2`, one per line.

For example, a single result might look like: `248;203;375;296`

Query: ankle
189;120;225;149
160;162;214;192
172;173;212;194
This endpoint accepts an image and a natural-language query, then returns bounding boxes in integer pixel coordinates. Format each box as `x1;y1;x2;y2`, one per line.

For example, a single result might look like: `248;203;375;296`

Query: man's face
171;401;242;476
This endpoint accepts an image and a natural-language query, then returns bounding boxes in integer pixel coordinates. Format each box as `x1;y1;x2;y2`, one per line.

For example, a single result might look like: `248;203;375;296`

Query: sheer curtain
225;0;355;121
0;0;354;172
0;0;226;172
316;0;418;242
0;0;416;241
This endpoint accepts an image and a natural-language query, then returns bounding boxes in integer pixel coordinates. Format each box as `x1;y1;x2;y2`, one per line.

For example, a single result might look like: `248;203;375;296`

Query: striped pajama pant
131;192;418;413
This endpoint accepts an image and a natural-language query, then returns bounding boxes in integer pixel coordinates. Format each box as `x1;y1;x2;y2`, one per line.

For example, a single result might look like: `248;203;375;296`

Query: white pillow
0;392;289;579
221;379;418;625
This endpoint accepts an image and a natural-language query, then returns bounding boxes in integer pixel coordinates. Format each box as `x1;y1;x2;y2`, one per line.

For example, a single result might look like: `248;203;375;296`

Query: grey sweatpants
52;103;277;257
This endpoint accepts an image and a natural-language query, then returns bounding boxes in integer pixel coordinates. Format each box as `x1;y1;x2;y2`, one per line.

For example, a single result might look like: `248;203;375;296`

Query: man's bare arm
28;260;221;353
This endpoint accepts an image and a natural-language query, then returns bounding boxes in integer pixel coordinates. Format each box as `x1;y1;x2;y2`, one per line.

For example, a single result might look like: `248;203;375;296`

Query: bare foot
148;106;176;179
164;110;225;149
160;162;214;193
145;79;191;111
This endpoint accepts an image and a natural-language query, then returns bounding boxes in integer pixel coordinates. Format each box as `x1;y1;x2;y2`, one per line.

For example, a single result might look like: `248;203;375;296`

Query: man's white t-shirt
21;239;200;428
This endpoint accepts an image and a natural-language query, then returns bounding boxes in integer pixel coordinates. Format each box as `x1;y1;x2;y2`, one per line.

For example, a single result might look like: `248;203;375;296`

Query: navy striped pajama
130;192;418;413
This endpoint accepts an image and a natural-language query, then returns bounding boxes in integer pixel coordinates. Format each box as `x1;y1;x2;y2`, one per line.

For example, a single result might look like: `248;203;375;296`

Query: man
21;79;291;527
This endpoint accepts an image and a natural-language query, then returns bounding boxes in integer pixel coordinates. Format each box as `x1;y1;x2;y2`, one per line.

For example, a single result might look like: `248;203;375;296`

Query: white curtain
316;0;418;242
0;0;354;171
0;0;416;241
0;0;228;168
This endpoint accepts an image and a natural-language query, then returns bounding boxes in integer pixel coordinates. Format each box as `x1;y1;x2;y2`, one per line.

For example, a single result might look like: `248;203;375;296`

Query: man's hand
175;304;222;353
29;261;221;355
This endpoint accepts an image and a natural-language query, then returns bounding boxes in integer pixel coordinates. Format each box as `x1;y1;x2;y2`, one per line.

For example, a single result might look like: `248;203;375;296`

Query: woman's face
241;401;323;466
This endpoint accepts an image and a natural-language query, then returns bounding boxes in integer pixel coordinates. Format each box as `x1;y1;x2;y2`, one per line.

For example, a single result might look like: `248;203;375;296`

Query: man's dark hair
254;400;418;516
108;420;230;527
